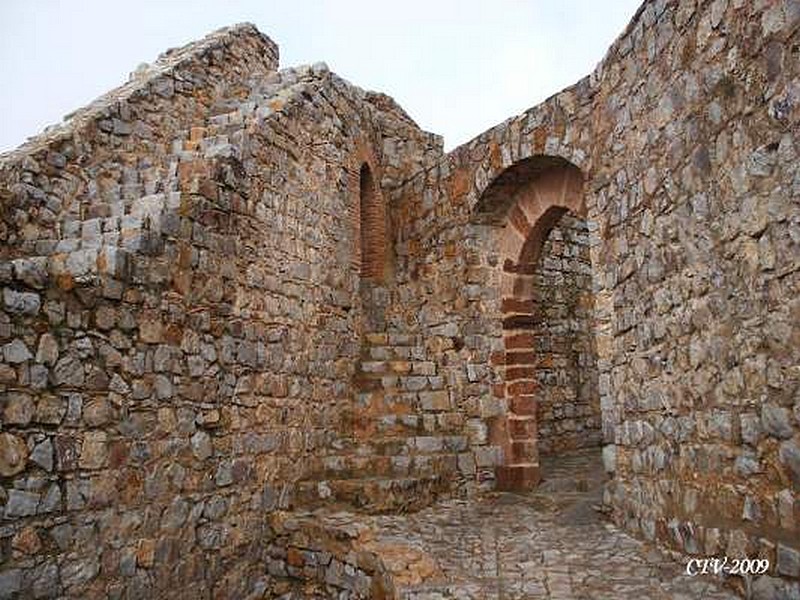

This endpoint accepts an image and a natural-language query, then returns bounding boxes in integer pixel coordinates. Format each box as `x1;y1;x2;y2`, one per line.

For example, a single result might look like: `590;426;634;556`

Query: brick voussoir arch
472;153;586;492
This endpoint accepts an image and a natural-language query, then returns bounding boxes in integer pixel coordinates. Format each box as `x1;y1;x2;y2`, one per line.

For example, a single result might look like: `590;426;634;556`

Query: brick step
507;438;538;463
507;414;537;440
295;474;452;513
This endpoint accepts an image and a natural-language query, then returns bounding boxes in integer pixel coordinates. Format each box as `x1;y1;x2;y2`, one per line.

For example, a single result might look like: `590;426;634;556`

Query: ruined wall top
0;23;279;170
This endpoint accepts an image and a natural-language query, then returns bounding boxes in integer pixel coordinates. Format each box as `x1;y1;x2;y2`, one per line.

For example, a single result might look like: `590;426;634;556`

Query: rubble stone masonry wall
388;0;799;593
0;24;441;599
530;214;600;457
0;0;798;597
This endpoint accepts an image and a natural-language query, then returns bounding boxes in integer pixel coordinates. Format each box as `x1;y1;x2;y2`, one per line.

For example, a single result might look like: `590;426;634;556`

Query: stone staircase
151;76;461;514
296;331;466;513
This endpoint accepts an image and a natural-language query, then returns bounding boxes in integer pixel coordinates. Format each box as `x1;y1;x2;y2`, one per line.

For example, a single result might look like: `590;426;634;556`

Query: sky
0;0;642;153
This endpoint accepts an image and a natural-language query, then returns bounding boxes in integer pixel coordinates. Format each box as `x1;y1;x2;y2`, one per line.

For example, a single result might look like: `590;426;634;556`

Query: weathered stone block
777;544;800;578
36;396;66;424
5;490;40;518
762;404;794;440
30;438;54;472
3;288;40;315
3;339;32;364
779;439;800;486
4;392;34;424
191;431;213;461
419;391;450;412
0;432;28;476
52;356;84;387
80;431;108;469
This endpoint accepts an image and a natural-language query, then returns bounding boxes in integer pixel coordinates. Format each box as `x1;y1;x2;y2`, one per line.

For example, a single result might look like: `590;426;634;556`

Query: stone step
266;510;397;597
295;474;452;513
313;435;467;461
535;474;601;494
353;389;452;413
363;345;428;362
366;414;464;438
305;450;460;481
537;448;606;493
358;359;434;376
354;373;445;395
496;462;541;491
364;332;423;347
266;504;441;596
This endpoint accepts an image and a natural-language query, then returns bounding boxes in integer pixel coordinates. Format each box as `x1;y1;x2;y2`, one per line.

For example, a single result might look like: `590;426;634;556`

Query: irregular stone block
5;489;40;518
3;339;33;364
0;432;28;476
52;356;84;387
0;569;22;599
36;396;66;424
779;439;800;486
419;391;450;412
763;403;794;439
80;431;108;469
191;431;213;461
12;257;48;289
30;438;54;472
4;392;34;424
777;544;800;578
3;288;40;315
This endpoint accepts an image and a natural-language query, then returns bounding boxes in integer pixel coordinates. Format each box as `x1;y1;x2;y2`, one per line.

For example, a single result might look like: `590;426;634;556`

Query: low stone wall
264;511;396;599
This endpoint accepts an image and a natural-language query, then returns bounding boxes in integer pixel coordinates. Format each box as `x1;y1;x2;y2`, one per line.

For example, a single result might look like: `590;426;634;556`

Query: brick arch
475;157;586;491
348;142;388;283
358;162;386;280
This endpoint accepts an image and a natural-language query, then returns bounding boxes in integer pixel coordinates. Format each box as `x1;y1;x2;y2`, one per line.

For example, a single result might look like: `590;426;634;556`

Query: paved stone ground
364;449;739;599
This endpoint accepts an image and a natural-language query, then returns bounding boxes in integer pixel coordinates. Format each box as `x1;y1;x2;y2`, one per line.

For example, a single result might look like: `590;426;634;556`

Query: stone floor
370;449;738;599
270;448;741;599
362;450;737;600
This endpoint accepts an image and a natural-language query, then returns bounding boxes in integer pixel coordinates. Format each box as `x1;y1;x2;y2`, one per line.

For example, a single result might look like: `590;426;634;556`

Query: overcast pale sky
0;0;641;153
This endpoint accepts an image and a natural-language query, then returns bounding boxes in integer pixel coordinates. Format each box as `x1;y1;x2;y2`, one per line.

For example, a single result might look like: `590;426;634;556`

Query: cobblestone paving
367;449;739;599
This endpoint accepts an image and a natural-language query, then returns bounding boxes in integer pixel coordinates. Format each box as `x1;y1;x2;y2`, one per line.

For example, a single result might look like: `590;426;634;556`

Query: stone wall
591;2;800;594
385;0;799;594
530;213;599;456
0;0;799;597
0;25;443;599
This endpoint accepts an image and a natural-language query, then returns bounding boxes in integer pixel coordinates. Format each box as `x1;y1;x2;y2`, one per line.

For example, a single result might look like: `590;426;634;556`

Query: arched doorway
474;157;600;491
